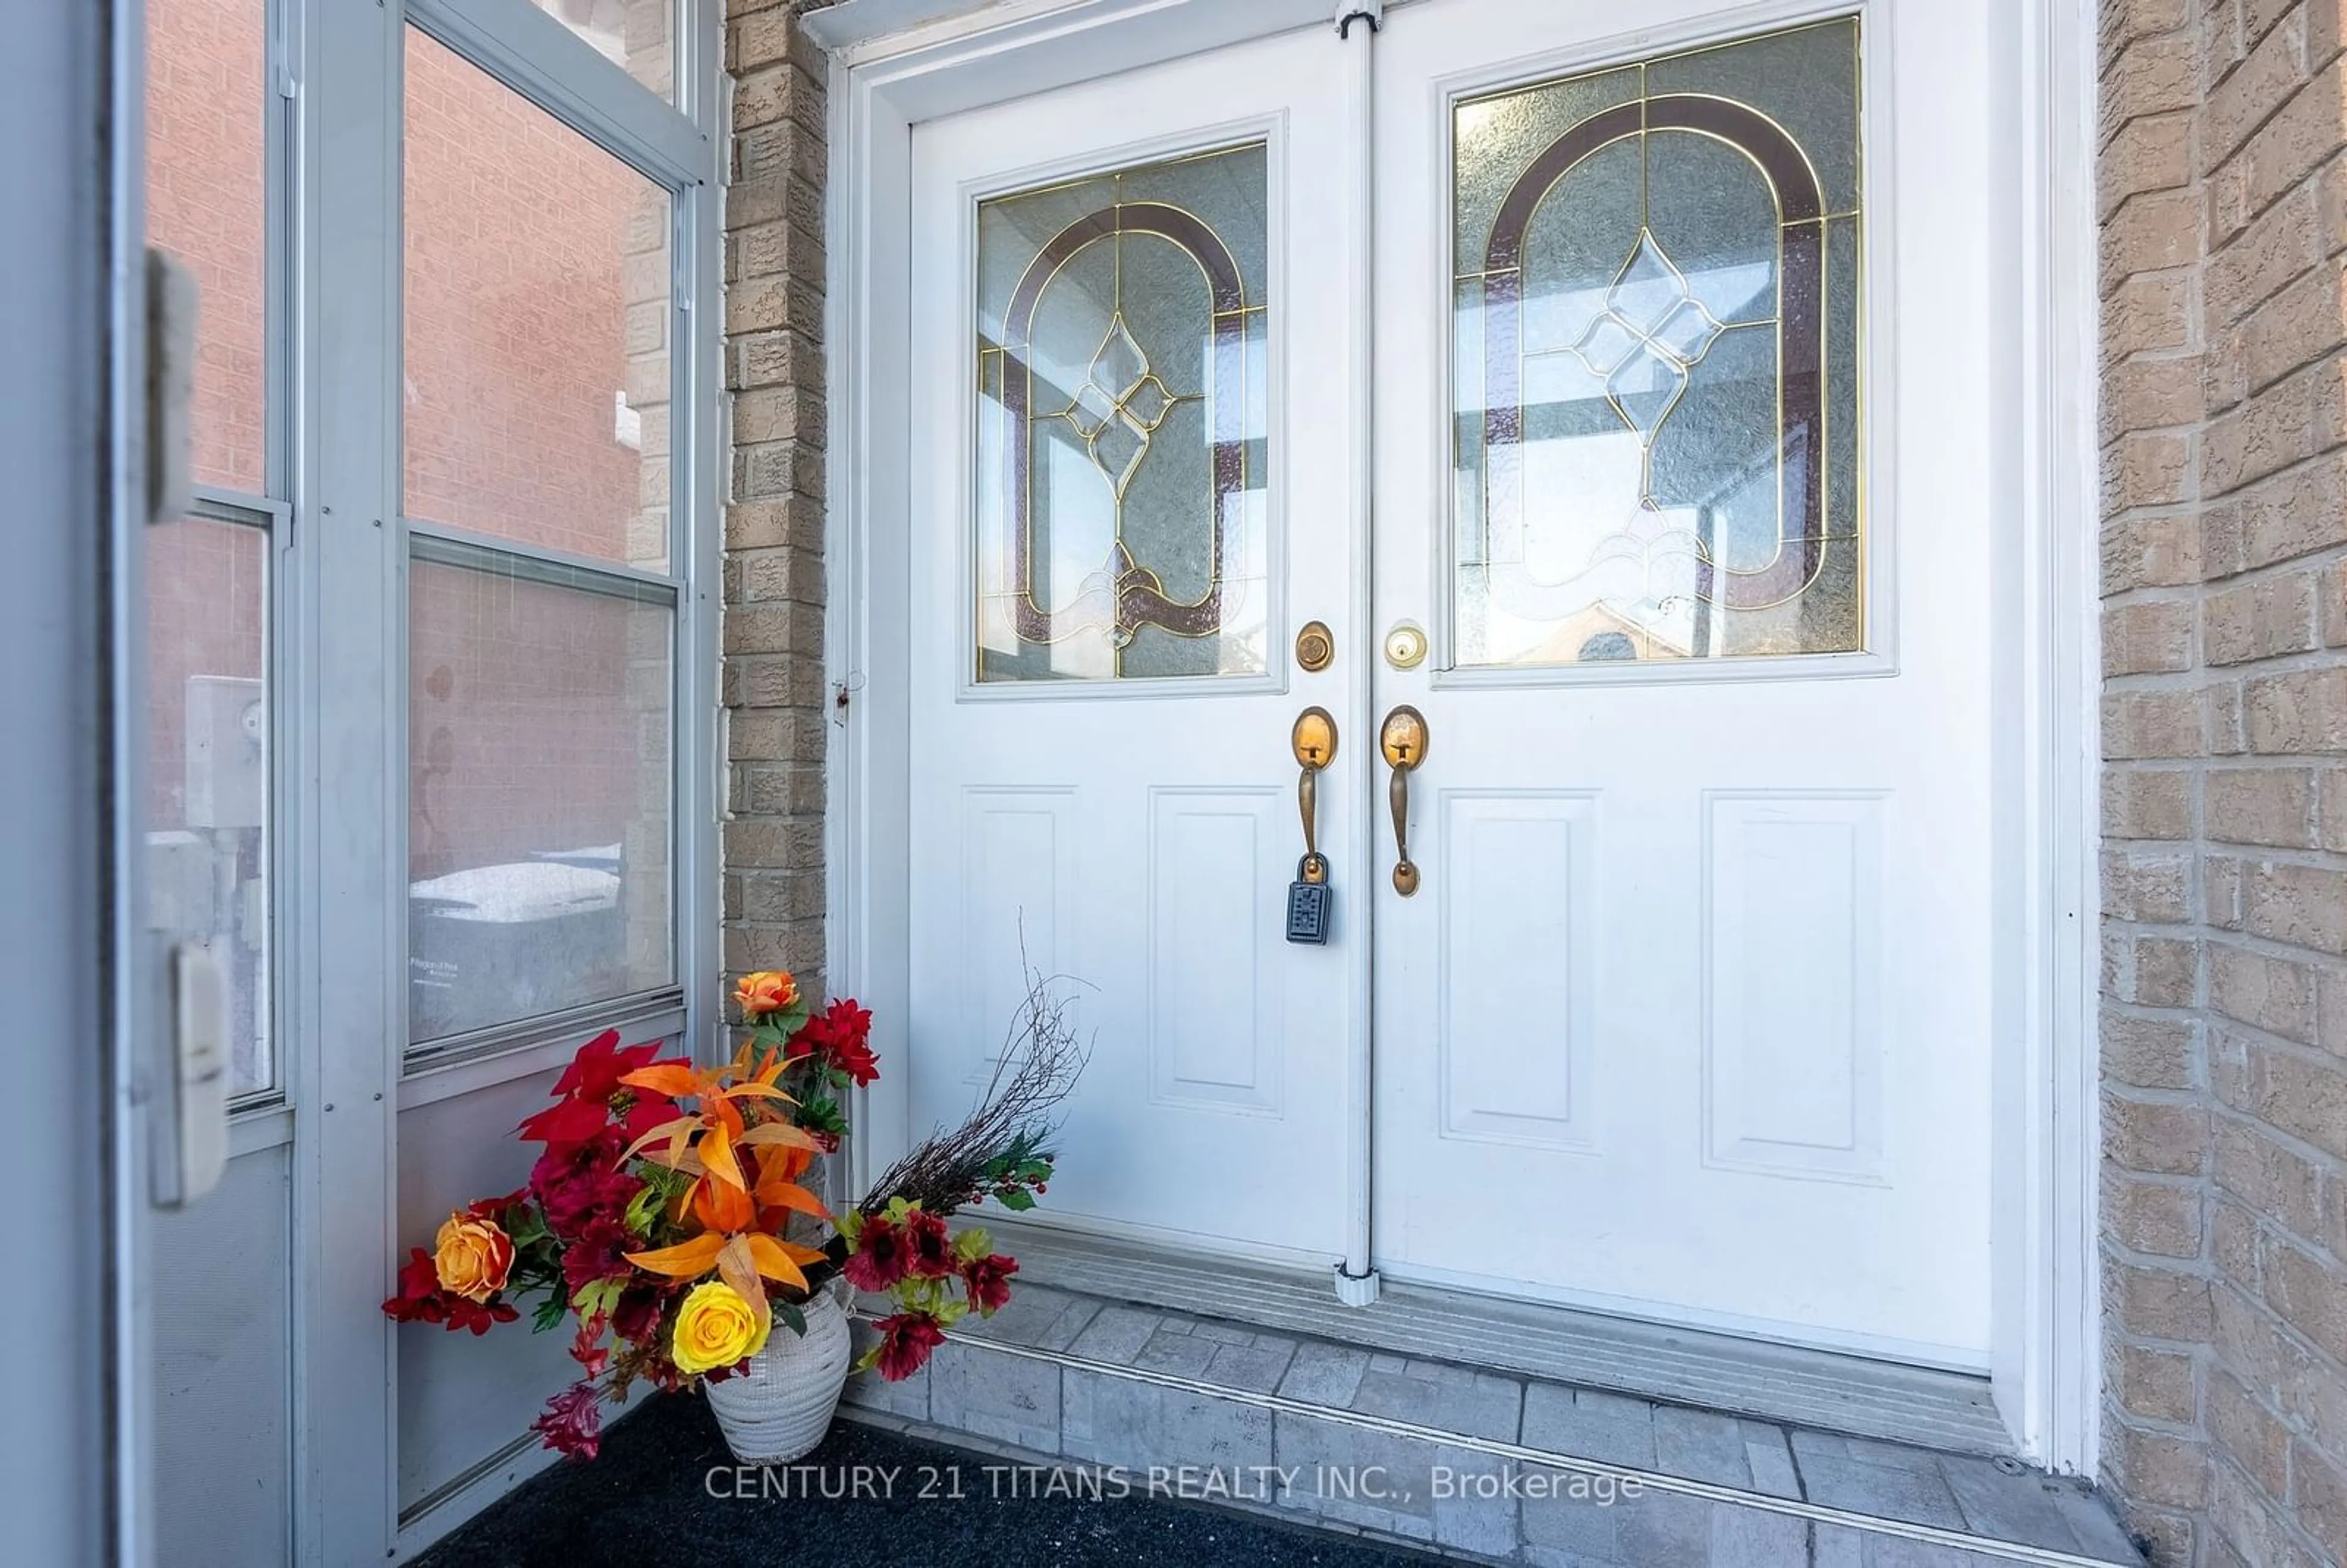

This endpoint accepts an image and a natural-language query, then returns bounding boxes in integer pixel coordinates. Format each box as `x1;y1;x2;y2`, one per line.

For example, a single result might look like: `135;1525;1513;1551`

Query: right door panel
1370;0;1999;1368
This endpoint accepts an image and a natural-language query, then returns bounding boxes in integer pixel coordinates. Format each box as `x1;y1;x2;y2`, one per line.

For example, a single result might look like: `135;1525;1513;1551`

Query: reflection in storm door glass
144;0;268;494
975;142;1272;683
1453;18;1864;668
147;517;273;1097
403;24;675;573
406;551;675;1045
530;0;678;103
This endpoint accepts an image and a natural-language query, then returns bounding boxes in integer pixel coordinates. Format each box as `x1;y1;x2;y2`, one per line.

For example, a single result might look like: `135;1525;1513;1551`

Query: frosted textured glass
974;142;1271;683
1452;18;1865;668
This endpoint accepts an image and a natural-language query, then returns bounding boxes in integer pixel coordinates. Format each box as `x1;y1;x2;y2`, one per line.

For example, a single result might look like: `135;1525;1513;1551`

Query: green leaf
995;1189;1036;1212
836;1207;864;1245
952;1227;992;1264
571;1278;624;1320
531;1293;568;1334
773;1302;807;1338
794;1090;848;1139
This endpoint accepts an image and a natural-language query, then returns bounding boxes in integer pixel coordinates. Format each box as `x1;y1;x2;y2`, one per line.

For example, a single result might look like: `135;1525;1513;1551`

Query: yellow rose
733;970;799;1018
432;1210;513;1303
671;1281;769;1375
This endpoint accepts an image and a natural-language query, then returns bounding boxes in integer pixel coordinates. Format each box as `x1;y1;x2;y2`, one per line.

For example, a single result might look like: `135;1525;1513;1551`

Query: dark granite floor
414;1394;1440;1568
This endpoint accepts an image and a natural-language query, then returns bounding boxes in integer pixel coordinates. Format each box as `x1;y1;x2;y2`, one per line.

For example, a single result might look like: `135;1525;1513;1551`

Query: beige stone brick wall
2100;3;2347;1564
722;0;833;998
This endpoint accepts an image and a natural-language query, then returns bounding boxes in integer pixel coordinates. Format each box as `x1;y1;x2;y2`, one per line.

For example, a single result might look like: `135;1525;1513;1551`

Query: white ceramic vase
702;1286;851;1464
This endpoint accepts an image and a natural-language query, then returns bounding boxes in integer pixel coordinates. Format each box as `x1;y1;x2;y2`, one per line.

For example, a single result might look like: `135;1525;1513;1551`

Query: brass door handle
1380;706;1428;896
1291;707;1337;885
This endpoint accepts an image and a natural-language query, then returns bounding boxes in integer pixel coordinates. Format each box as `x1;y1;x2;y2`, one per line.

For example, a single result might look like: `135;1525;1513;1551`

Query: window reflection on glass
147;516;272;1097
403;26;674;571
1452;19;1864;668
974;143;1271;683
529;0;677;103
407;550;674;1044
145;0;268;494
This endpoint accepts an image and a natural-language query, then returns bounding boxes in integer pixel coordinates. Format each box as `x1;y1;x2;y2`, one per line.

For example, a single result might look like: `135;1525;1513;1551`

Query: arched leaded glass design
975;143;1270;683
1452;18;1864;667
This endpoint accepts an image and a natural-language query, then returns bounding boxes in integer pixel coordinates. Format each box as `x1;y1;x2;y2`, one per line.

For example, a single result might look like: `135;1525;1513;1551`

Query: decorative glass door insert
1452;18;1864;667
975;142;1270;682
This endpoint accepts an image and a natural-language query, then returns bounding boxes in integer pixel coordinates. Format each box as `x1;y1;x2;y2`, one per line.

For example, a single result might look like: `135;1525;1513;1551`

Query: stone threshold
843;1281;2145;1568
1005;1226;2013;1456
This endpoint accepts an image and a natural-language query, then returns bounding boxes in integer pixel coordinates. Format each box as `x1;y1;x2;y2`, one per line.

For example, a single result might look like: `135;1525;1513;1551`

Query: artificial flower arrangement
383;967;1082;1460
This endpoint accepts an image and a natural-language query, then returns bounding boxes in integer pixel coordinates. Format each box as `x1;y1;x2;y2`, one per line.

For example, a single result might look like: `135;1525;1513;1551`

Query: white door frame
813;0;2101;1474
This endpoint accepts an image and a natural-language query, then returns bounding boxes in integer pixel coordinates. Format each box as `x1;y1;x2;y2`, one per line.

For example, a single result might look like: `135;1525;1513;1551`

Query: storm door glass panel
146;513;273;1099
1452;18;1864;668
146;0;269;494
403;26;674;573
975;142;1271;683
406;543;675;1044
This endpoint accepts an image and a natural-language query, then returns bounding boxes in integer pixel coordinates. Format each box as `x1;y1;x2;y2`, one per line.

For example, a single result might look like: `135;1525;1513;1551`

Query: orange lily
617;1041;832;1328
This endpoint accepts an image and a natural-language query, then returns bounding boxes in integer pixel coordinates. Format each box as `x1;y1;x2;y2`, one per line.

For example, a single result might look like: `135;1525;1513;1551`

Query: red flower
382;1248;448;1322
829;1032;881;1088
530;1127;640;1238
841;1214;909;1292
872;1311;947;1382
793;999;880;1085
903;1207;955;1280
383;1247;519;1335
560;1214;636;1296
552;1029;658;1104
516;1095;612;1151
519;1031;686;1152
612;1284;666;1346
443;1297;520;1335
961;1252;1018;1316
531;1380;606;1461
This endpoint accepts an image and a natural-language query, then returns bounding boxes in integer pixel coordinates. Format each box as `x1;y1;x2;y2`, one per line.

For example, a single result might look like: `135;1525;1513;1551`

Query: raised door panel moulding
1146;786;1284;1116
1702;789;1887;1184
957;786;1078;1086
1436;789;1598;1152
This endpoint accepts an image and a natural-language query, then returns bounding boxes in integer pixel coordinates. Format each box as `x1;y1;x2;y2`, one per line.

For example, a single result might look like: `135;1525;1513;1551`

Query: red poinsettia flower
518;1031;688;1152
531;1379;605;1460
872;1311;947;1382
961;1252;1018;1316
903;1206;955;1280
842;1213;909;1292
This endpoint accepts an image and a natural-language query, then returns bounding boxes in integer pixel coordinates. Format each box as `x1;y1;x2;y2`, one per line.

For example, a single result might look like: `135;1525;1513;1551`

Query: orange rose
733;970;799;1017
432;1210;513;1303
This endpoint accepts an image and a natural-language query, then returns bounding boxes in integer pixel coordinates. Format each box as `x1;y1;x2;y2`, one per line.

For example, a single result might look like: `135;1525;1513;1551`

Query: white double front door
903;0;2002;1369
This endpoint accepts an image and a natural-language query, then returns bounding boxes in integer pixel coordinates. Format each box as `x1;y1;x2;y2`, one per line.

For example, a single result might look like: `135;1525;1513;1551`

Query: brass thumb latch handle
1291;707;1338;885
1380;706;1429;896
